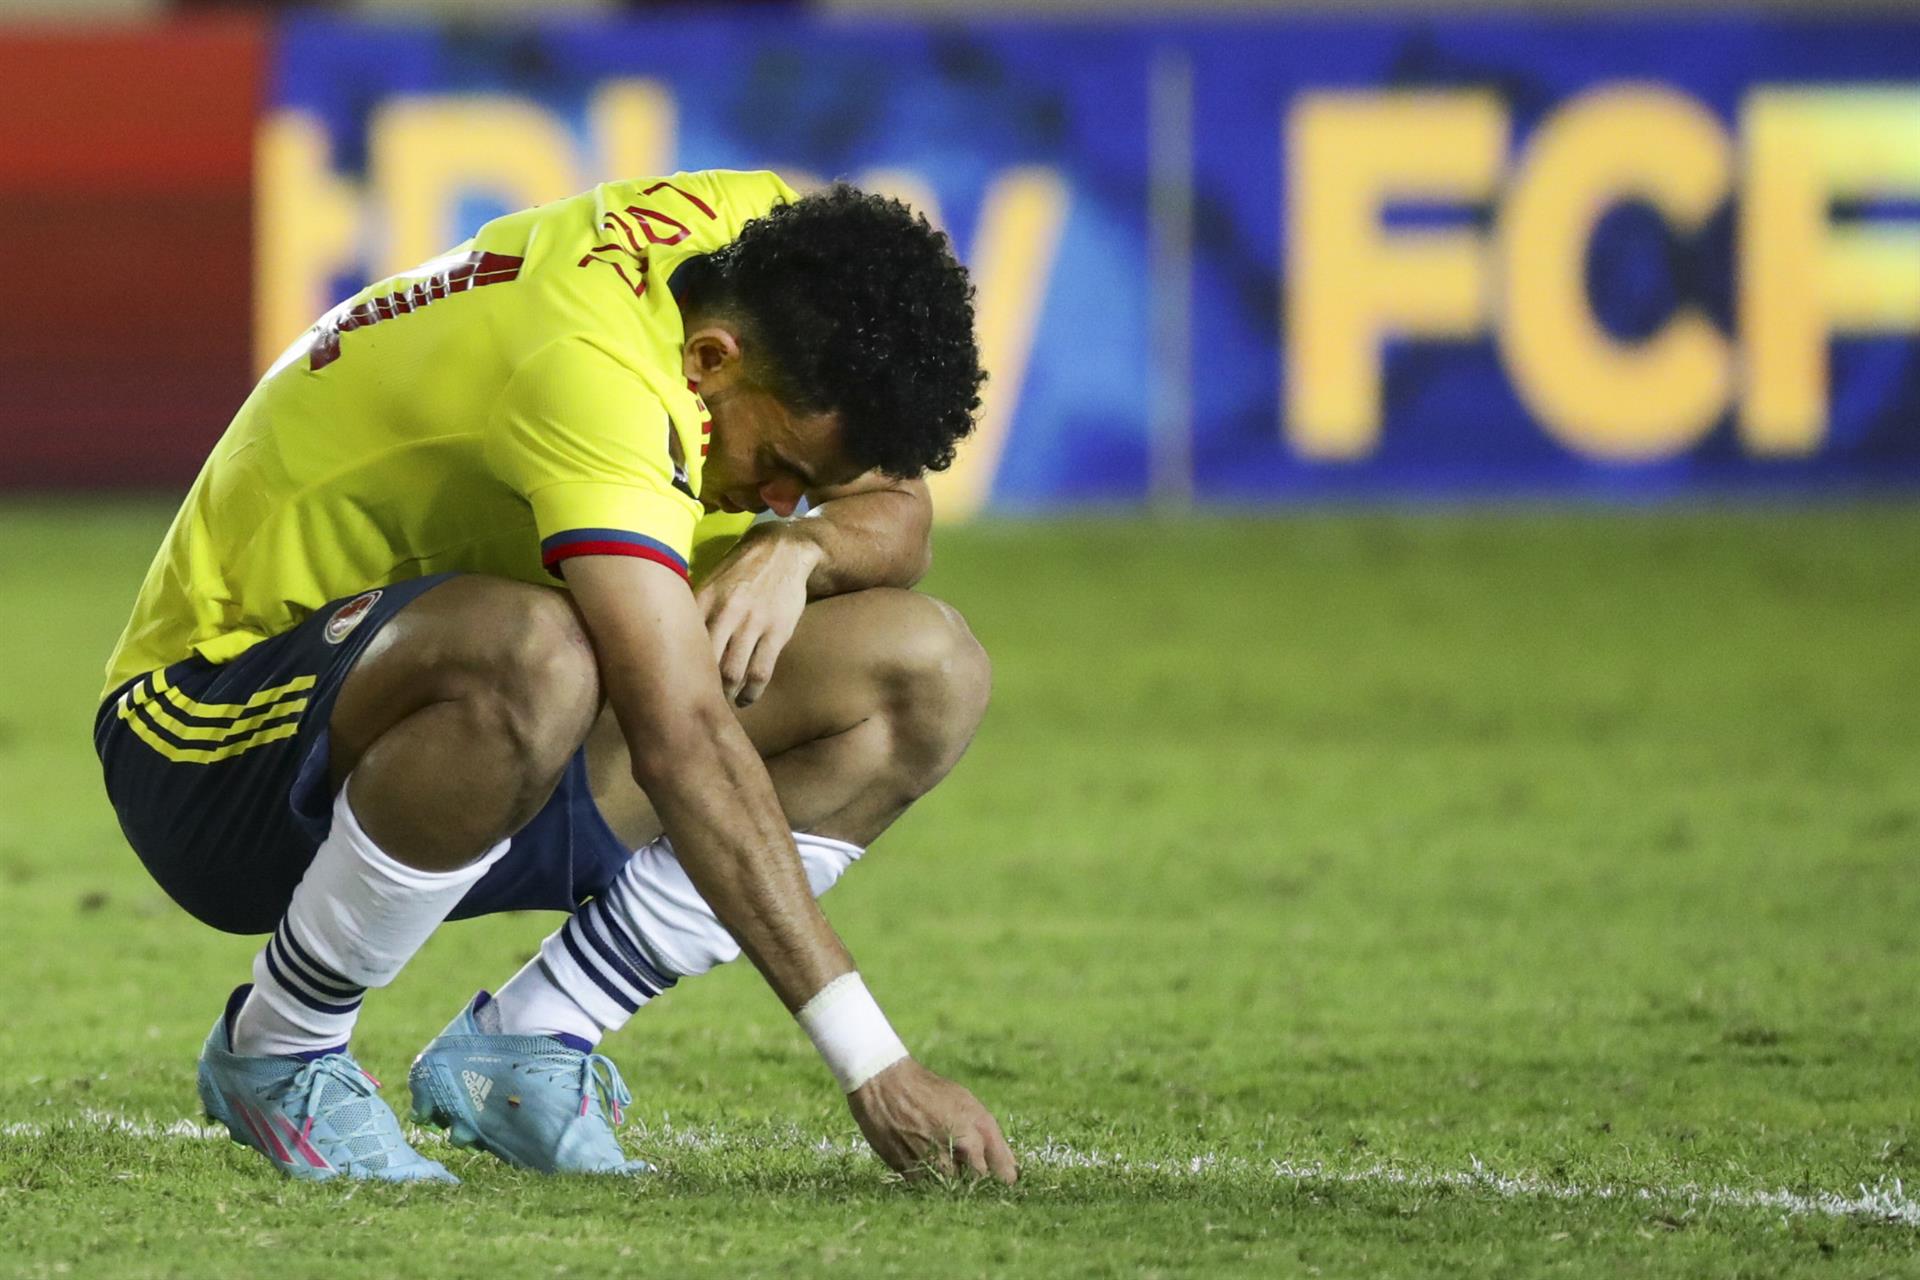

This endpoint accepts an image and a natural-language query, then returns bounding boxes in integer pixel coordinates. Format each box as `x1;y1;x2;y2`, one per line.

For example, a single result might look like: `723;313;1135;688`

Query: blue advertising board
260;14;1920;514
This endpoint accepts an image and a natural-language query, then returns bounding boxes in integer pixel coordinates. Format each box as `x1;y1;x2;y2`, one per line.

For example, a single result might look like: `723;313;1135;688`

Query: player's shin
490;831;863;1044
231;778;509;1057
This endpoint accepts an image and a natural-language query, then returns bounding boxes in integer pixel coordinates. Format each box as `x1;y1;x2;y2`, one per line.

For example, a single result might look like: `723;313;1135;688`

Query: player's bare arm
793;473;937;594
700;475;934;706
567;552;1016;1183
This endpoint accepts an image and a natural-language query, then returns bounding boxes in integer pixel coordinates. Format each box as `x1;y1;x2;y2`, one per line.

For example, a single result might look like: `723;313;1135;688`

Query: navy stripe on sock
275;921;364;1000
266;935;364;1009
559;919;648;1012
263;944;363;1016
575;906;670;1002
276;921;363;996
592;890;680;994
573;911;661;1001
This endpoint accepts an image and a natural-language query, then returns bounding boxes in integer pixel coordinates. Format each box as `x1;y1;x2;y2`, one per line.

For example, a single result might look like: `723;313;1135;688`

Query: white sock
491;831;863;1044
232;778;509;1057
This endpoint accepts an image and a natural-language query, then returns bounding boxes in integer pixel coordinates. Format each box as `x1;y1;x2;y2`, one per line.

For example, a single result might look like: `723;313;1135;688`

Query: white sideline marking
6;1108;1918;1228
1026;1139;1920;1228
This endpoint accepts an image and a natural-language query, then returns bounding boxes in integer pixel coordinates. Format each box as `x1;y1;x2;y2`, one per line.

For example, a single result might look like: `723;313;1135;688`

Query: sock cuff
792;830;863;897
792;831;865;862
332;778;510;890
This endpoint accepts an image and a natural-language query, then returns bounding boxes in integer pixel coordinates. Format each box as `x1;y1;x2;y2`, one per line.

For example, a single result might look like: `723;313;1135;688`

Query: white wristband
795;972;909;1093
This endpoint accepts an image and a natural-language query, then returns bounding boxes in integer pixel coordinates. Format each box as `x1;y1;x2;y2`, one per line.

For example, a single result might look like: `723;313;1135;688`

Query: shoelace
581;1053;631;1126
279;1055;406;1156
526;1051;631;1126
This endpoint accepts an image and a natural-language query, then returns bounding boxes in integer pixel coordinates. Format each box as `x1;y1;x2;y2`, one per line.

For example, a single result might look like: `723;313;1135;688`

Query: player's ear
682;326;743;385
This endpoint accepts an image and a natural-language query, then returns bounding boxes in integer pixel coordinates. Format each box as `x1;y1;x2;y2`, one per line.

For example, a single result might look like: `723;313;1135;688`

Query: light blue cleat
196;986;458;1183
409;992;651;1175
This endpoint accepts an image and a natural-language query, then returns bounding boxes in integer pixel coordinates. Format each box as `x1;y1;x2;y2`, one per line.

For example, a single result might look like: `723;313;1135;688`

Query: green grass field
3;499;1919;1277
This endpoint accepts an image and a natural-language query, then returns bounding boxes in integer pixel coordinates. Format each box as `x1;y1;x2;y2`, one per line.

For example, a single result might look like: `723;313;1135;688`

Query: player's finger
705;603;736;669
717;627;755;700
737;645;779;707
956;1133;992;1180
728;632;765;705
981;1123;1019;1185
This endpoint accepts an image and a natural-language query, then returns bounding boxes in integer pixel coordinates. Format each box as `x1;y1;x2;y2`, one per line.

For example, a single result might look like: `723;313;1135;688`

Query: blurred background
5;0;1919;511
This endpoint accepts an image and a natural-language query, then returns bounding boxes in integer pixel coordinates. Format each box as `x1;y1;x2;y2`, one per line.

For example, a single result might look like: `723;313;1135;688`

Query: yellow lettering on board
590;79;676;181
1741;89;1920;454
254;111;363;375
1285;91;1506;459
369;96;578;276
923;168;1070;523
1498;84;1733;461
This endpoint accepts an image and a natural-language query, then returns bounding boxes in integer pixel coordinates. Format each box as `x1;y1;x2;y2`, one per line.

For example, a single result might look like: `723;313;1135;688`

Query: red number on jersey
577;179;722;293
642;180;718;220
578;210;653;296
625;205;691;246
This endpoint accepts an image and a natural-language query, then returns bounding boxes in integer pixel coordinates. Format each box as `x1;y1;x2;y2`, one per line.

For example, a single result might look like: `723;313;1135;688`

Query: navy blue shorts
94;574;630;935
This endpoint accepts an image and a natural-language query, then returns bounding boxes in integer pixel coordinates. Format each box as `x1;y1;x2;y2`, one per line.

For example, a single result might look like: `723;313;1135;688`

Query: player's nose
759;481;802;518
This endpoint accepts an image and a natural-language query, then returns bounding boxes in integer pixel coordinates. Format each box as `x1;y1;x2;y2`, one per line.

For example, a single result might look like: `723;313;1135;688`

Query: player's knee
879;594;991;793
489;588;601;762
449;584;600;775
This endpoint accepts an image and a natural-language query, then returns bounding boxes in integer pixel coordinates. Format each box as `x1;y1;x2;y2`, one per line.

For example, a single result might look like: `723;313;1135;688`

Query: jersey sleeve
488;337;701;581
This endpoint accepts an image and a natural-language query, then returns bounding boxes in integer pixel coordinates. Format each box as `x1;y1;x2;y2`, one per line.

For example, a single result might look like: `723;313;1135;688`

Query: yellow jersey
103;170;788;700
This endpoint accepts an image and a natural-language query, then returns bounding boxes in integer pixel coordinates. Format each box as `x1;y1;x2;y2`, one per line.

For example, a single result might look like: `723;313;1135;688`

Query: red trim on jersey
542;540;690;581
309;251;524;371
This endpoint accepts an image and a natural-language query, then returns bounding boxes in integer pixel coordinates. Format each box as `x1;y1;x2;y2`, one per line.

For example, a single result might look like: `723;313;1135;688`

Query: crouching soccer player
94;171;1017;1185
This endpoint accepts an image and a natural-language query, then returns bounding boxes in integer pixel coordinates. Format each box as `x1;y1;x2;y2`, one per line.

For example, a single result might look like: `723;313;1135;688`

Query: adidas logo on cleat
463;1070;493;1111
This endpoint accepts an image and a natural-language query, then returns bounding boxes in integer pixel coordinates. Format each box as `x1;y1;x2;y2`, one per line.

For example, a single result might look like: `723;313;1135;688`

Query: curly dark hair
678;183;985;477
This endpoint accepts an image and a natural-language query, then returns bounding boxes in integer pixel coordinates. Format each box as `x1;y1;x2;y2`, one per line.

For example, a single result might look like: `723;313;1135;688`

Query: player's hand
847;1058;1019;1185
695;527;821;707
